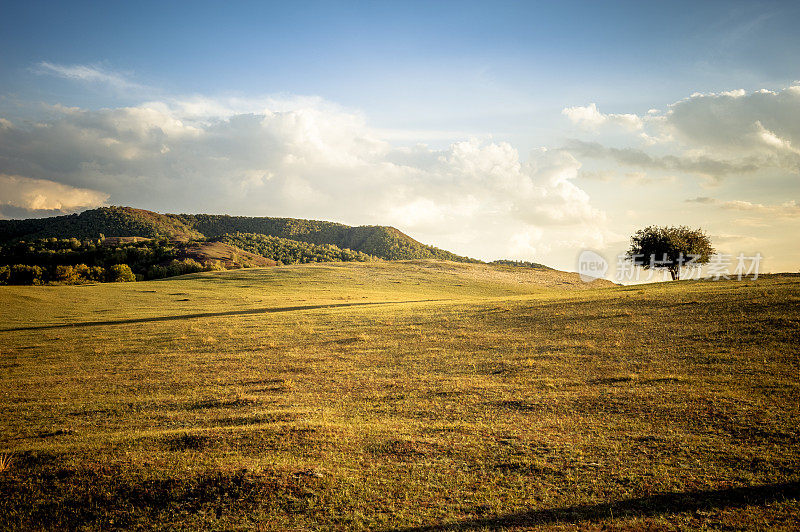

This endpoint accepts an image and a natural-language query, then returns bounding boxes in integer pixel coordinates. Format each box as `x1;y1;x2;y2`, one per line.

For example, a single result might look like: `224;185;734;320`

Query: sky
1;0;799;276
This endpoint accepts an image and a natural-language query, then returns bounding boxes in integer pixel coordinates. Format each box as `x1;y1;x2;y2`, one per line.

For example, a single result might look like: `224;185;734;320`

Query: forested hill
179;214;477;262
0;207;480;263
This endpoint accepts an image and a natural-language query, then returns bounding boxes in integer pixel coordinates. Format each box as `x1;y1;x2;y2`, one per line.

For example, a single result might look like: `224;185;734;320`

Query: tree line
0;237;216;285
218;233;376;264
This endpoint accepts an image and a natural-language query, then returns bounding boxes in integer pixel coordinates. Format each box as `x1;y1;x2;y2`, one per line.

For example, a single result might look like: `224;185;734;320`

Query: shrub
147;264;168;279
182;258;203;274
203;260;225;271
164;258;203;277
107;264;136;282
90;266;105;281
7;264;45;285
54;264;79;284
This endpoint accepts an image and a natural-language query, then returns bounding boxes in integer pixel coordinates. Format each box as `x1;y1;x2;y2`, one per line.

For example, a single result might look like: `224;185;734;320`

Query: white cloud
562;84;800;180
0;174;108;214
0;97;608;265
654;84;800;171
562;103;643;130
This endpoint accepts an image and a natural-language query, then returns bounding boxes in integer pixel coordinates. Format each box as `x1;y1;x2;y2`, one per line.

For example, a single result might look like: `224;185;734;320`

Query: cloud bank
563;84;800;180
0;97;606;262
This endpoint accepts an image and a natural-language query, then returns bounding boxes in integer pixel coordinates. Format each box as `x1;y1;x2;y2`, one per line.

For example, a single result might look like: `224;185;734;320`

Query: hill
179;213;478;262
0;264;796;529
0;207;479;262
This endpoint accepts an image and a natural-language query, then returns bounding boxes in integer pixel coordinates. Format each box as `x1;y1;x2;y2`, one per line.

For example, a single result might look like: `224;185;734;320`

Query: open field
1;261;799;530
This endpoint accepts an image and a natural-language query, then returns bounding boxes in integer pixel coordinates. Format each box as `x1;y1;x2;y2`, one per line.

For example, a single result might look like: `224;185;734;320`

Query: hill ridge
0;206;480;263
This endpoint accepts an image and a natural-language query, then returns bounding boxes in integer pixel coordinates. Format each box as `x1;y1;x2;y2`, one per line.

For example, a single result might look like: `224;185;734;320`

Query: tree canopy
626;226;714;280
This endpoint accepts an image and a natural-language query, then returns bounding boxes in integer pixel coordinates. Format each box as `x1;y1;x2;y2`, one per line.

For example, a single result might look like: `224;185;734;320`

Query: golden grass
0;262;798;529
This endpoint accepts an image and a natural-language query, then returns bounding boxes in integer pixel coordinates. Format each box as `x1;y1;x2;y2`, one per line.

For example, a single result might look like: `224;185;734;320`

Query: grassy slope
0;263;798;530
178;241;277;269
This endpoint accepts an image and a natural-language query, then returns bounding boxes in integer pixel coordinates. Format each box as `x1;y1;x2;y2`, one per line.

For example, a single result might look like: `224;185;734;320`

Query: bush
147;264;168;279
107;264;136;282
54;264;79;284
7;264;45;285
203;260;225;271
165;258;203;277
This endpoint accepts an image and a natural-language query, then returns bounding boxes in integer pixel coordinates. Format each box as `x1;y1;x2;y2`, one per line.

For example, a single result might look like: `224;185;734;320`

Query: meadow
0;261;798;530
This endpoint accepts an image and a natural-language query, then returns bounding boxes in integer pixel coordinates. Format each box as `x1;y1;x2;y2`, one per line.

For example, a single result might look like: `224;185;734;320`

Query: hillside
0;207;479;262
178;241;277;269
218;232;376;264
0;265;797;529
179;213;478;262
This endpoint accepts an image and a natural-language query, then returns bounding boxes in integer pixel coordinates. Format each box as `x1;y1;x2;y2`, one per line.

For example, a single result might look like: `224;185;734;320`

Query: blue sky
4;1;797;123
1;0;799;274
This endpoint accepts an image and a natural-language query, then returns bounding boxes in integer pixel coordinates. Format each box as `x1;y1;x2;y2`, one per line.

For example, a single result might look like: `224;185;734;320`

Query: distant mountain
0;207;480;263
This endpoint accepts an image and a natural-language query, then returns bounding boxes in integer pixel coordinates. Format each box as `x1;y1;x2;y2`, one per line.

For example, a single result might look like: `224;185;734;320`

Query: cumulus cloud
0;174;108;217
563;84;800;181
663;86;800;160
562;103;643;130
0;98;608;263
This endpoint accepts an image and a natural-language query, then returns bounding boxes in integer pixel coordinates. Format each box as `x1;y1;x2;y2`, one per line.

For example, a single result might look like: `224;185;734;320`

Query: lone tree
627;226;714;280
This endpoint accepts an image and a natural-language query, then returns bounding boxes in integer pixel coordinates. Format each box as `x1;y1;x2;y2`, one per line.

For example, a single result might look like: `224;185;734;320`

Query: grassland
0;261;798;530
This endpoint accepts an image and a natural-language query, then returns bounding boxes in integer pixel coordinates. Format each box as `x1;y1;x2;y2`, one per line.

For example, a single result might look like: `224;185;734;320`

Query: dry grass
0;262;798;530
0;454;12;474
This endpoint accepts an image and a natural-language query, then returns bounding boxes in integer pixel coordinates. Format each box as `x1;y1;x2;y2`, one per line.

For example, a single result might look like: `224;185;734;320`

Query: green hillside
178;213;479;262
0;207;479;263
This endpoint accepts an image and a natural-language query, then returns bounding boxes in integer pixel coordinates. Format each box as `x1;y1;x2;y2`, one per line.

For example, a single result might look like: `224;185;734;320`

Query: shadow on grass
0;299;445;332
390;481;800;531
0;459;326;530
